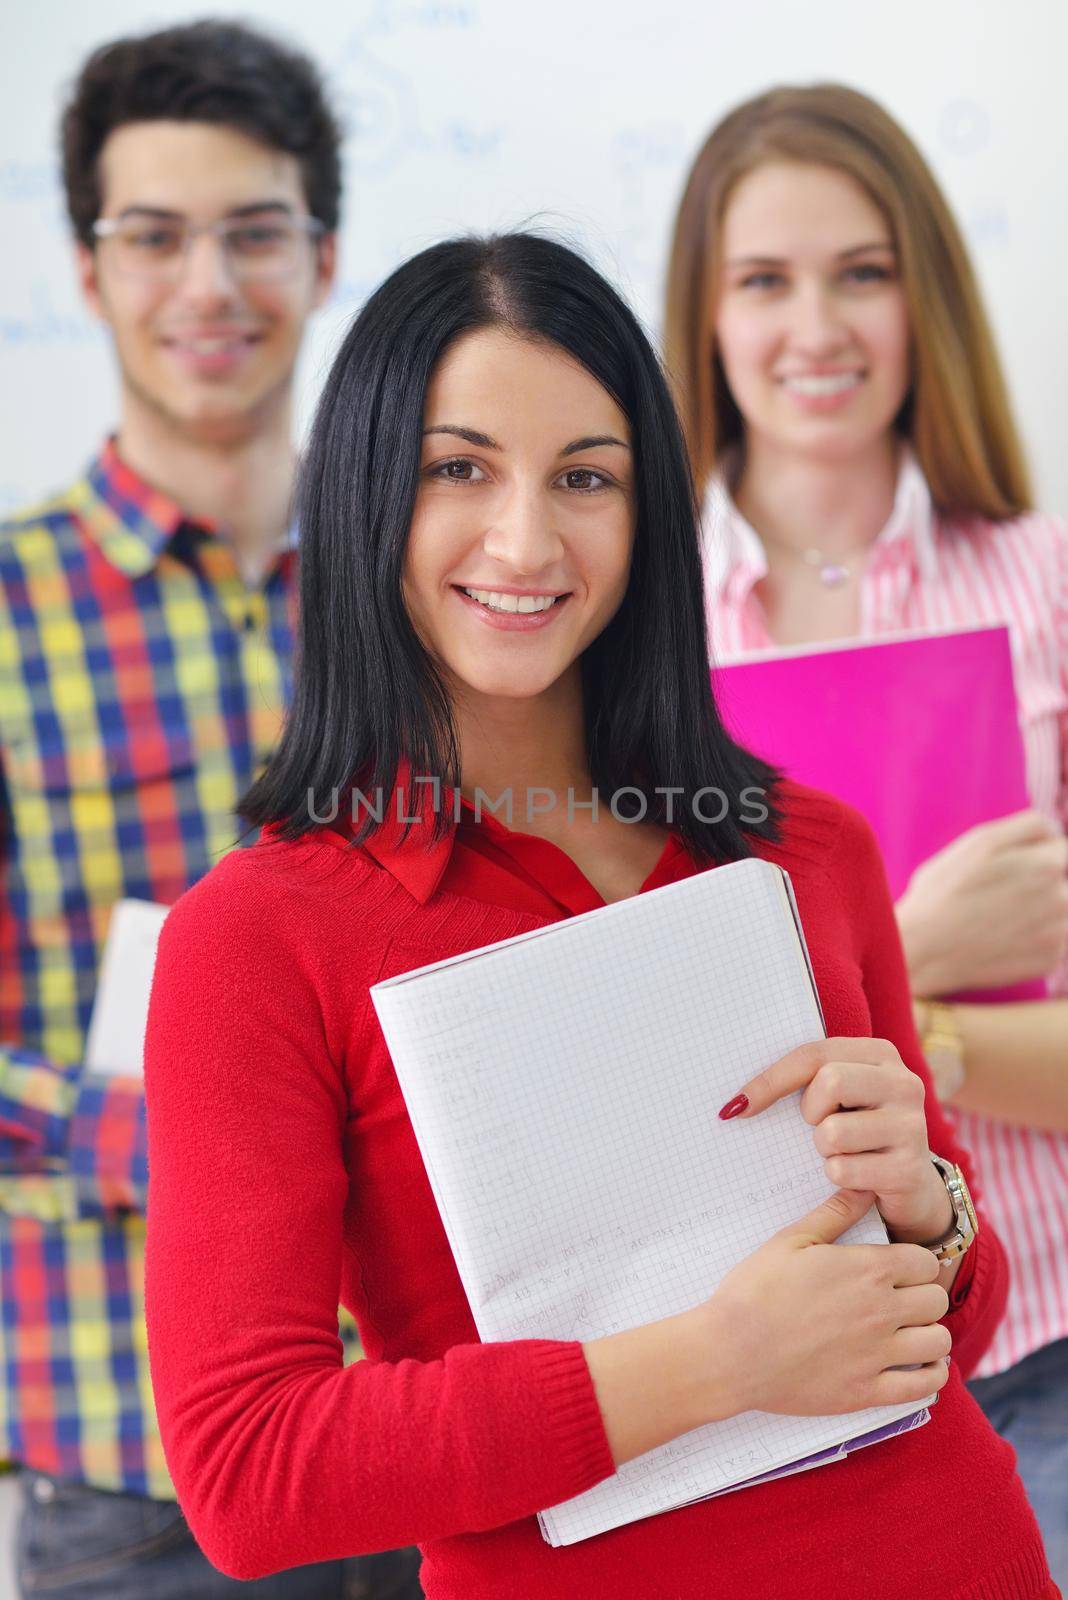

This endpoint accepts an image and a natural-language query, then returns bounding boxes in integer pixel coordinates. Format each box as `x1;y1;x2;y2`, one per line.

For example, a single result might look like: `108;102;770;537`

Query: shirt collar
68;438;193;578
878;447;938;581
356;769;459;904
298;763;699;910
354;770;577;904
70;437;300;577
701;442;939;603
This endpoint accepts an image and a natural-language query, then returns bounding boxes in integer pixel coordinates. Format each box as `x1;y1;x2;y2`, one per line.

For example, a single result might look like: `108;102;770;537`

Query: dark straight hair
61;20;342;245
240;232;779;864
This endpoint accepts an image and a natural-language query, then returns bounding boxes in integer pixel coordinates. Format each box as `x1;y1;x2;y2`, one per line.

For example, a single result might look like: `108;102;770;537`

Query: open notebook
371;857;933;1546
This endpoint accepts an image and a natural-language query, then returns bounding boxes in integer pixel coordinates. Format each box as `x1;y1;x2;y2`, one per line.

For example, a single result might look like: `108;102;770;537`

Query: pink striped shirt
703;450;1068;1378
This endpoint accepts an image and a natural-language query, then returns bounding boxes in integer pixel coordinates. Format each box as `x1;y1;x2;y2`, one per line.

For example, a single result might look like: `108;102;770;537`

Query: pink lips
452;586;571;633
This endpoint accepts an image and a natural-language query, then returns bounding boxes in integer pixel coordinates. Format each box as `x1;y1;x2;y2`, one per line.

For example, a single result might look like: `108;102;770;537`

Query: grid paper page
371;857;931;1545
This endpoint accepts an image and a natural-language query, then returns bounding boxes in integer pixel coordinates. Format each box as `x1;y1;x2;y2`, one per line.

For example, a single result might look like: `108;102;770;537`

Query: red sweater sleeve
143;856;613;1580
826;800;1010;1378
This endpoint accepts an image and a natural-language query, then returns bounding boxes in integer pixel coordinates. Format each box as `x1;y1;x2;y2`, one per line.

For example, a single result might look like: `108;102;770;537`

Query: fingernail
718;1093;749;1121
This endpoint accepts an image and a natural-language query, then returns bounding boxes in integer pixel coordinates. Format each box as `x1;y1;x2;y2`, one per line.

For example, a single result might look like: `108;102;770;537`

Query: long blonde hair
663;83;1032;518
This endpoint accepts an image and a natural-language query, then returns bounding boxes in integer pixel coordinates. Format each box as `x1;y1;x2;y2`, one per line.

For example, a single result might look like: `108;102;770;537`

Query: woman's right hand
585;1187;949;1468
694;1187;951;1419
896;809;1068;995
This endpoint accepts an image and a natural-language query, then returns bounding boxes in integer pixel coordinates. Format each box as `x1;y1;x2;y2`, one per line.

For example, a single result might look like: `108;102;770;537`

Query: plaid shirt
0;440;300;1497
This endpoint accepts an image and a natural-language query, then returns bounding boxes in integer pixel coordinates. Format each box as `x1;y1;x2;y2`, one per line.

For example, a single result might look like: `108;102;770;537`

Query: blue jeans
14;1472;423;1599
970;1336;1068;1586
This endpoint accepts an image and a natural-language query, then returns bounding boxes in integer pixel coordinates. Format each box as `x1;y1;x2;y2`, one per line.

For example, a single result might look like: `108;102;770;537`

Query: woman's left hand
719;1039;954;1245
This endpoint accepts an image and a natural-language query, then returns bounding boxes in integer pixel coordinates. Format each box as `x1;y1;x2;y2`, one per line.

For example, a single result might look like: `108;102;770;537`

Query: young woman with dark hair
144;233;1053;1599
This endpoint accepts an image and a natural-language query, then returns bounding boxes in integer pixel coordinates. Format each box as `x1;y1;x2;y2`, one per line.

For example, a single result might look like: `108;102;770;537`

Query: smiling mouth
458;586;568;615
779;372;863;397
161;333;262;354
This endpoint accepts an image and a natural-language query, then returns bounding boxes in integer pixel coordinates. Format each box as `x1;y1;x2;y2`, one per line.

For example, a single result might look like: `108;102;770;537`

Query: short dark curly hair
61;18;343;246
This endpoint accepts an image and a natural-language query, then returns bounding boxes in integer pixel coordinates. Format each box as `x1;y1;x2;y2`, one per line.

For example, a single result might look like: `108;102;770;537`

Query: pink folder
713;625;1044;1002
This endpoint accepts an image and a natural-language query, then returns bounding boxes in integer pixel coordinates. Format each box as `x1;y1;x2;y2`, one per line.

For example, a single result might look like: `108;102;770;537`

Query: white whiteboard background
3;0;1067;516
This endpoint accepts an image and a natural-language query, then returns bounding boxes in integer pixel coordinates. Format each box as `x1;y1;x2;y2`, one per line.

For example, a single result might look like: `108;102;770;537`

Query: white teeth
782;372;861;396
462;588;559;614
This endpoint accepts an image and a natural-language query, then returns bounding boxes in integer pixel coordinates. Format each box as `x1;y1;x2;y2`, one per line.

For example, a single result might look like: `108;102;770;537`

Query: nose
175;231;240;305
481;481;565;575
786;278;851;356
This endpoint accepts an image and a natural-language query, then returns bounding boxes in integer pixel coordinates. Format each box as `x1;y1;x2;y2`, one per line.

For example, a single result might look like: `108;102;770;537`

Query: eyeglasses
90;213;326;283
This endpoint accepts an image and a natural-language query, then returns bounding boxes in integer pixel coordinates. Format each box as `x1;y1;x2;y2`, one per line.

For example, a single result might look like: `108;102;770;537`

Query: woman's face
403;327;636;707
713;160;911;464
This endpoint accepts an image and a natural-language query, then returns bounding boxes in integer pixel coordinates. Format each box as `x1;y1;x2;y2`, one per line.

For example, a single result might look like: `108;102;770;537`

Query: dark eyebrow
422;426;630;455
423;425;499;449
226;201;297;220
115;200;297;222
560;435;630;456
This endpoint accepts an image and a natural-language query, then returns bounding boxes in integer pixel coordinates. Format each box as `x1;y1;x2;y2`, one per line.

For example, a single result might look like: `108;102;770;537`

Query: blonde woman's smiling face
714;160;911;464
403;327;636;708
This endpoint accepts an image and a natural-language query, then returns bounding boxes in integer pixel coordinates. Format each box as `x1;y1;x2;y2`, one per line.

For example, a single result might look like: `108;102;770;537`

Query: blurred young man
0;21;422;1597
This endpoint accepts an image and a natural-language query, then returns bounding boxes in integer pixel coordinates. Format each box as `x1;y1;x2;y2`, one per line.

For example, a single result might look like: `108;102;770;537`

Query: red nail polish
718;1093;749;1121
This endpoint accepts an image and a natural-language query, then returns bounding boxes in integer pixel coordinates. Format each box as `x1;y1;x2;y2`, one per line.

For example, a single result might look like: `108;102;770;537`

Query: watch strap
923;1154;979;1262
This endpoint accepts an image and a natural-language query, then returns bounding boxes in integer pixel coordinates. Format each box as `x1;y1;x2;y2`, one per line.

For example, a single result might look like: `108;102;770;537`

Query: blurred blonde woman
666;82;1068;1576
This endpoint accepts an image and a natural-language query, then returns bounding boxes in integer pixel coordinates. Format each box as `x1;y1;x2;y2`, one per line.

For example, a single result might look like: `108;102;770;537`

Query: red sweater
143;782;1049;1599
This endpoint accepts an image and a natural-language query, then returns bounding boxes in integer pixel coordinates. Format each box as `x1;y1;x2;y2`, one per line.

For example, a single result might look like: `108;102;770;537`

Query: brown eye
127;225;183;255
426;457;486;484
560;468;609;492
428;457;486;480
228;224;291;255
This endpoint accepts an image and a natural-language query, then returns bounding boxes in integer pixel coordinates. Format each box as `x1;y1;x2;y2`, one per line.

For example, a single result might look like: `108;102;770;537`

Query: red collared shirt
143;775;1049;1598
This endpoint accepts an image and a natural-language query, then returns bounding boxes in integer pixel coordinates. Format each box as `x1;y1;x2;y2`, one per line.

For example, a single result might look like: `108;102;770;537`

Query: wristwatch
916;998;966;1100
921;1154;979;1262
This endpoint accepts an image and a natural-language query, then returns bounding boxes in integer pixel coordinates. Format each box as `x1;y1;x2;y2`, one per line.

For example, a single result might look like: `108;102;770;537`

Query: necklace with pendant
801;548;854;588
761;537;870;589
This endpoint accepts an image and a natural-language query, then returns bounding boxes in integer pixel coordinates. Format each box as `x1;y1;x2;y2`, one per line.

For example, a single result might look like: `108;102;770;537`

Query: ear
75;240;109;323
311;231;338;311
